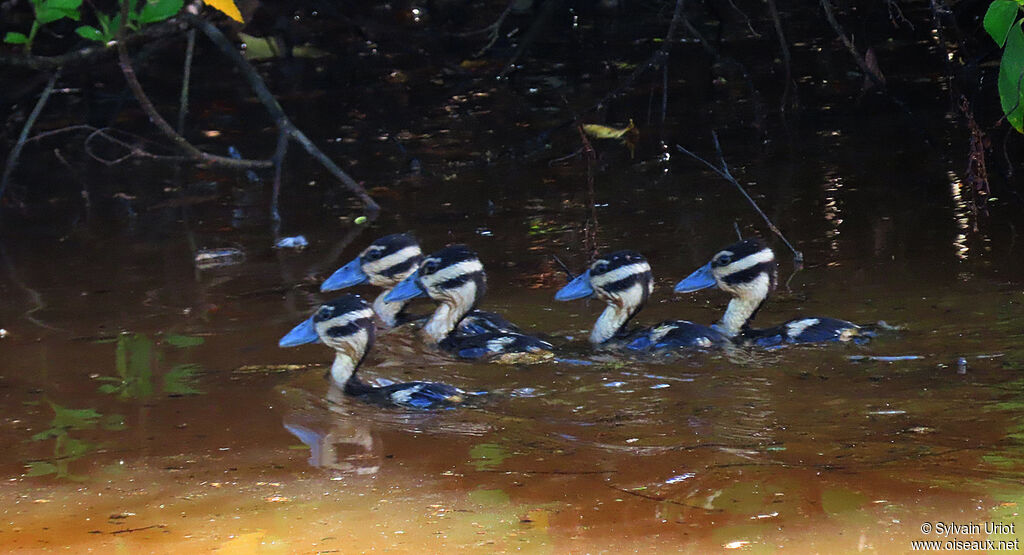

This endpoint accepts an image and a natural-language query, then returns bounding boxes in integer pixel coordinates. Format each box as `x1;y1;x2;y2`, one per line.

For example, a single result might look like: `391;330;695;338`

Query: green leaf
75;25;104;41
138;0;183;24
164;334;204;348
45;0;83;10
24;461;58;477
163;363;202;395
50;403;101;431
999;21;1024;132
34;0;81;23
986;0;1021;47
4;32;29;44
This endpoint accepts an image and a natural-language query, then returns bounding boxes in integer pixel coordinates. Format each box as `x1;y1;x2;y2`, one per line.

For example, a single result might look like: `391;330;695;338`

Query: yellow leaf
582;119;637;140
582;119;640;158
206;0;244;23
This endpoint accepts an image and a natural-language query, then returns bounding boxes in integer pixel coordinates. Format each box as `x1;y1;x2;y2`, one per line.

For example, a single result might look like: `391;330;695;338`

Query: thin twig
0;68;61;209
270;128;289;240
177;29;196;135
676;133;802;263
766;0;796;114
461;0;516;58
551;254;575;281
576;123;600;261
605;483;724;512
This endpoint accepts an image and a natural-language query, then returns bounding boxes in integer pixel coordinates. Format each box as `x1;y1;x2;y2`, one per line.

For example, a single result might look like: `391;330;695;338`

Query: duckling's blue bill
384;270;425;302
674;262;715;293
279;317;321;347
554;270;594;300
320;257;368;291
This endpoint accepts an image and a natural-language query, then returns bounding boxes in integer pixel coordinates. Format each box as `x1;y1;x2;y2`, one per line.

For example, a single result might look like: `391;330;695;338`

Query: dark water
3;2;1024;552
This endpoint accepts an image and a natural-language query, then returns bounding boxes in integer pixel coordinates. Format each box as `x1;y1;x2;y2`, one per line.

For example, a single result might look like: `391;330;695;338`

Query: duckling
673;238;868;346
555;250;729;351
321;233;423;327
279;294;468;409
322;234;523;338
383;245;553;360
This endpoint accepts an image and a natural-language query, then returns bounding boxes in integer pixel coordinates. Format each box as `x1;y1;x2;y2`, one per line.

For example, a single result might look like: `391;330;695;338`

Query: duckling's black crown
419;244;486;294
712;238;778;290
361;233;423;280
316;295;376;340
590;250;653;295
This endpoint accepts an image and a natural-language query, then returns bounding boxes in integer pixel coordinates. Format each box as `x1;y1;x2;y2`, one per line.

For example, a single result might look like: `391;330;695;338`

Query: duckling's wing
625;321;727;351
377;382;466;409
440;332;552;360
744;317;866;346
452;310;523;337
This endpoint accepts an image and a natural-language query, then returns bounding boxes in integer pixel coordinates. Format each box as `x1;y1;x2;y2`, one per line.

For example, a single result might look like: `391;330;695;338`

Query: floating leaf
986;0;1021;47
469;443;509;471
24;461;58;477
999;21;1024;132
47;403;101;433
468;488;510;505
582;119;639;158
4;32;29;44
164;334;204;348
206;0;244;23
163;363;203;396
582;121;635;140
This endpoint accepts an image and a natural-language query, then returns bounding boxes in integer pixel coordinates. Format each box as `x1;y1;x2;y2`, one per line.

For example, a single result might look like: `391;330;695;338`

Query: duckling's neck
422;281;478;344
591;284;646;345
329;353;357;387
591;304;637;344
718;273;772;337
374;289;406;328
423;301;473;343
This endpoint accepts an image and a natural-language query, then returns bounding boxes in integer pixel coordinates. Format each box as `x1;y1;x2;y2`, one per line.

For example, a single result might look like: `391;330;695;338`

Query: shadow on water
4;1;1024;552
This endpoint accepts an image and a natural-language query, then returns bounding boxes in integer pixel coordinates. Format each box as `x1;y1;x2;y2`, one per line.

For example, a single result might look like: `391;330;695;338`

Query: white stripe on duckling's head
360;233;423;287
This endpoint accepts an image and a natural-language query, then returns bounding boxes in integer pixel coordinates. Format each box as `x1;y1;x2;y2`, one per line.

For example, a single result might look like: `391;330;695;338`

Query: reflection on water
4;7;1024;554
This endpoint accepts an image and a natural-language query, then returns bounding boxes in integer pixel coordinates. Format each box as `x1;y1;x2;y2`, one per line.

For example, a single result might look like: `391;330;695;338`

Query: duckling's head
384;244;486;309
279;295;376;382
555;251;653;344
674;238;777;301
321;233;423;291
556;250;653;308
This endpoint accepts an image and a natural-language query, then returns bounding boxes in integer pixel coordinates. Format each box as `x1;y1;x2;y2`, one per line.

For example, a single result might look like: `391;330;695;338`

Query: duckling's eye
364;250;382;261
593;261;608;274
421;260;439;274
713;253;732;267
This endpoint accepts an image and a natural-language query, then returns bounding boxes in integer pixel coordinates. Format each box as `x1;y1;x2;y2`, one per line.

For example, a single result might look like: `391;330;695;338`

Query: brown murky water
4;2;1024;553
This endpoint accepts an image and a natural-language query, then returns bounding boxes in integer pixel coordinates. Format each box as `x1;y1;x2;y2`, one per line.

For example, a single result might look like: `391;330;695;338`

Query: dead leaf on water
233;364;318;374
581;119;639;158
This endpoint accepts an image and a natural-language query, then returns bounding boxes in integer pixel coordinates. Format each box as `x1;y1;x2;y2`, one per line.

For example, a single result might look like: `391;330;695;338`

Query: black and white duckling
674;238;869;346
279;294;468;409
321;233;423;327
321;234;524;339
383;245;553;360
555;251;729;351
